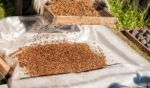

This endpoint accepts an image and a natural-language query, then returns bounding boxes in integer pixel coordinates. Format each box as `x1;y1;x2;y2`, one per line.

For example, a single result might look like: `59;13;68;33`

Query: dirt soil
48;0;100;16
12;42;106;76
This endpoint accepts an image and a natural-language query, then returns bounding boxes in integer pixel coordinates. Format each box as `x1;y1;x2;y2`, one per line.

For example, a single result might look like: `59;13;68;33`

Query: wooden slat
0;58;10;76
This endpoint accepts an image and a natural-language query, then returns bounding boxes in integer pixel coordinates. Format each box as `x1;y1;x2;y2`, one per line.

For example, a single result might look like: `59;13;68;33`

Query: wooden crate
123;31;150;56
43;0;116;26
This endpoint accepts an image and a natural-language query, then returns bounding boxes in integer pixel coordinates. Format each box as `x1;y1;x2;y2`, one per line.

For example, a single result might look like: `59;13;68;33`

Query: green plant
109;0;150;31
0;78;7;85
0;1;5;19
0;0;14;19
0;74;7;85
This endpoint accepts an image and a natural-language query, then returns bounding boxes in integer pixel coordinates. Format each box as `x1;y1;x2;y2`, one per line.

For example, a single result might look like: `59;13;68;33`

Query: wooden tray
123;31;150;56
43;1;116;26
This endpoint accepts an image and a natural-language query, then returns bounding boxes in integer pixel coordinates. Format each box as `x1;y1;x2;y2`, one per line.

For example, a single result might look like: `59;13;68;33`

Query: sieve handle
0;58;10;77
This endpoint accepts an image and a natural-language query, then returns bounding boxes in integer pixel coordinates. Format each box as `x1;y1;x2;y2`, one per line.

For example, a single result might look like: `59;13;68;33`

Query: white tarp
0;84;7;88
0;17;150;88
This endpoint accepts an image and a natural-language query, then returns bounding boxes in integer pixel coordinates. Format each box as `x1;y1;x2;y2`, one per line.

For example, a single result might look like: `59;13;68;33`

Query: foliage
109;0;150;30
0;1;5;19
0;77;7;85
0;0;14;19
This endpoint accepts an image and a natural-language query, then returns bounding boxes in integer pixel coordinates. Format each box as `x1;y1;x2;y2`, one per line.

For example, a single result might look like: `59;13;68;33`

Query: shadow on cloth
108;74;150;88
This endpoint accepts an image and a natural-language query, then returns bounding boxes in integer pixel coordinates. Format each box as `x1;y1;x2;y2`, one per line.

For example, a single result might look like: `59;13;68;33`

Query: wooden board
0;58;10;77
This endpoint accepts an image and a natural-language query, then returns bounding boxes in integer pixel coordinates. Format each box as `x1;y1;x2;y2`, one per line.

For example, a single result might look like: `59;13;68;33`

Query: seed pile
14;43;106;76
48;0;99;16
